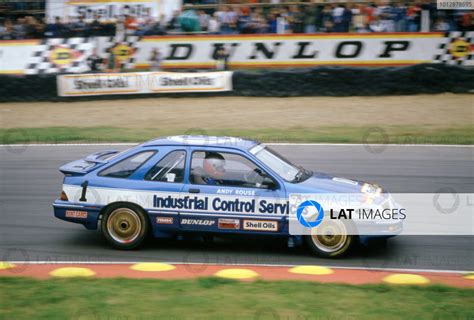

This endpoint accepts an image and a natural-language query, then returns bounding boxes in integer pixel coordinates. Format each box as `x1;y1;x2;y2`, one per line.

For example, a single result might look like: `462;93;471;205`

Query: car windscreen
249;145;300;182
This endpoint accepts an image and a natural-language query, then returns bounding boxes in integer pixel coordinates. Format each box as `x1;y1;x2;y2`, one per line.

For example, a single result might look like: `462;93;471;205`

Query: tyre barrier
0;64;472;102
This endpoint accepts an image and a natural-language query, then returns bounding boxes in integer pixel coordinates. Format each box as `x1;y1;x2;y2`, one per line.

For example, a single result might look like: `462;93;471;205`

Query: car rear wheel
305;219;354;258
102;205;149;250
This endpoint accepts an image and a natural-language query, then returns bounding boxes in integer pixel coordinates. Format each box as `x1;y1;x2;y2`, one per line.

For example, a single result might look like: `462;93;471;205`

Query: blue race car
53;136;400;258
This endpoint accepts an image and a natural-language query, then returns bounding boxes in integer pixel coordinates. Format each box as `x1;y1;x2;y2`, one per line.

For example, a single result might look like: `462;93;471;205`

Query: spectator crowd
0;2;472;40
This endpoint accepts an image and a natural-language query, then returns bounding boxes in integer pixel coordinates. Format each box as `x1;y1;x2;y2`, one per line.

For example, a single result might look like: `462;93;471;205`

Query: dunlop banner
56;71;233;96
1;32;473;75
137;32;473;68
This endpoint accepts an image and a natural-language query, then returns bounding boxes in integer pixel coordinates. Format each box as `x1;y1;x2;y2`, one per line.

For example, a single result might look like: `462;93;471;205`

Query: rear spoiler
84;150;120;163
59;150;120;176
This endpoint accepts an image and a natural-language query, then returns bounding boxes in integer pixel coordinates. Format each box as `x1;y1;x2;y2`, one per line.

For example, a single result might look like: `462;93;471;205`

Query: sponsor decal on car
156;217;173;224
61;185;290;216
181;219;216;226
153;195;289;215
243;220;278;232
65;210;88;219
218;218;240;230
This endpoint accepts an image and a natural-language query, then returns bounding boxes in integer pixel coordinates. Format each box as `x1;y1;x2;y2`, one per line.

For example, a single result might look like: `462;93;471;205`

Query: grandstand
0;0;472;40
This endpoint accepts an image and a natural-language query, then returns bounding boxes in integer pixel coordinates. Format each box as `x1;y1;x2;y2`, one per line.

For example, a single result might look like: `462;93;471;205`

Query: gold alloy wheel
311;219;348;253
106;208;142;244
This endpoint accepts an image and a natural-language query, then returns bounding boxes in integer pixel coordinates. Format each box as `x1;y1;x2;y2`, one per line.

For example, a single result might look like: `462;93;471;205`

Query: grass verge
1;277;473;319
1;126;473;144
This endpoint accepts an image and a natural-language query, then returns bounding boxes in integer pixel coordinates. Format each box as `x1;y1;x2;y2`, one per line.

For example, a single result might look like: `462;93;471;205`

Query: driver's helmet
203;152;226;179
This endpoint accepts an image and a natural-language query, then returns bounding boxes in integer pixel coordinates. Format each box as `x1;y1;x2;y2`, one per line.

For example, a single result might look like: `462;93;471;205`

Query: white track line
0;143;472;148
4;261;472;274
270;143;473;148
0;143;135;147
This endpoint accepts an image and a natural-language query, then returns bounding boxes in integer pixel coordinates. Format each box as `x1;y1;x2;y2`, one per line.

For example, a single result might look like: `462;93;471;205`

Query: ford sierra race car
53;136;401;258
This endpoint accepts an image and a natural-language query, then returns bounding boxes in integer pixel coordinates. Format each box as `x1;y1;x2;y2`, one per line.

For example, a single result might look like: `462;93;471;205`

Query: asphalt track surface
0;144;472;272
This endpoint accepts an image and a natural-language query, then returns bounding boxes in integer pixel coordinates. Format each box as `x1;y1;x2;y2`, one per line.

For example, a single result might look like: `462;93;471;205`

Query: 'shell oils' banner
1;32;473;75
57;71;233;96
46;0;163;21
46;1;181;24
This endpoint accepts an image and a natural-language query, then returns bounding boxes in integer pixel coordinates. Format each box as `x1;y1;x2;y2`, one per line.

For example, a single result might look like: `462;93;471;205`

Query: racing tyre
305;219;354;258
101;204;149;250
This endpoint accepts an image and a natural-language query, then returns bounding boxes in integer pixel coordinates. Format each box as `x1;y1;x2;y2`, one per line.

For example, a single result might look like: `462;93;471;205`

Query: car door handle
189;188;200;194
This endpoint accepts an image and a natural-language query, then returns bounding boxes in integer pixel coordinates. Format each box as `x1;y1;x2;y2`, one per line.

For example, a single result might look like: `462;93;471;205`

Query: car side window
99;151;155;179
191;151;276;189
145;150;186;183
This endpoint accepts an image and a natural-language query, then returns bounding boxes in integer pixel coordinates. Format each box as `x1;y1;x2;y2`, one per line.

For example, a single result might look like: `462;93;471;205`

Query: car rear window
99;151;155;179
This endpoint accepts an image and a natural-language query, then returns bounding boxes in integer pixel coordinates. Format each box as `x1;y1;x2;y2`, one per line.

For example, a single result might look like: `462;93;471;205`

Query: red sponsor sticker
218;218;240;230
156;217;173;224
65;210;88;219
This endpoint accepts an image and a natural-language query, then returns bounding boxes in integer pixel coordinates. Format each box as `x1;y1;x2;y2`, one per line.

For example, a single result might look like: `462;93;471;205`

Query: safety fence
0;64;472;102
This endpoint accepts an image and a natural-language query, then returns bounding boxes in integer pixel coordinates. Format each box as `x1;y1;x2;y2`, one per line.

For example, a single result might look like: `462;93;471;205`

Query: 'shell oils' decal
243;220;278;232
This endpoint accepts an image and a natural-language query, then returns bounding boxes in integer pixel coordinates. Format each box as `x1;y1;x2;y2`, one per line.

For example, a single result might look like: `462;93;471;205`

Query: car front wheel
102;204;149;250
